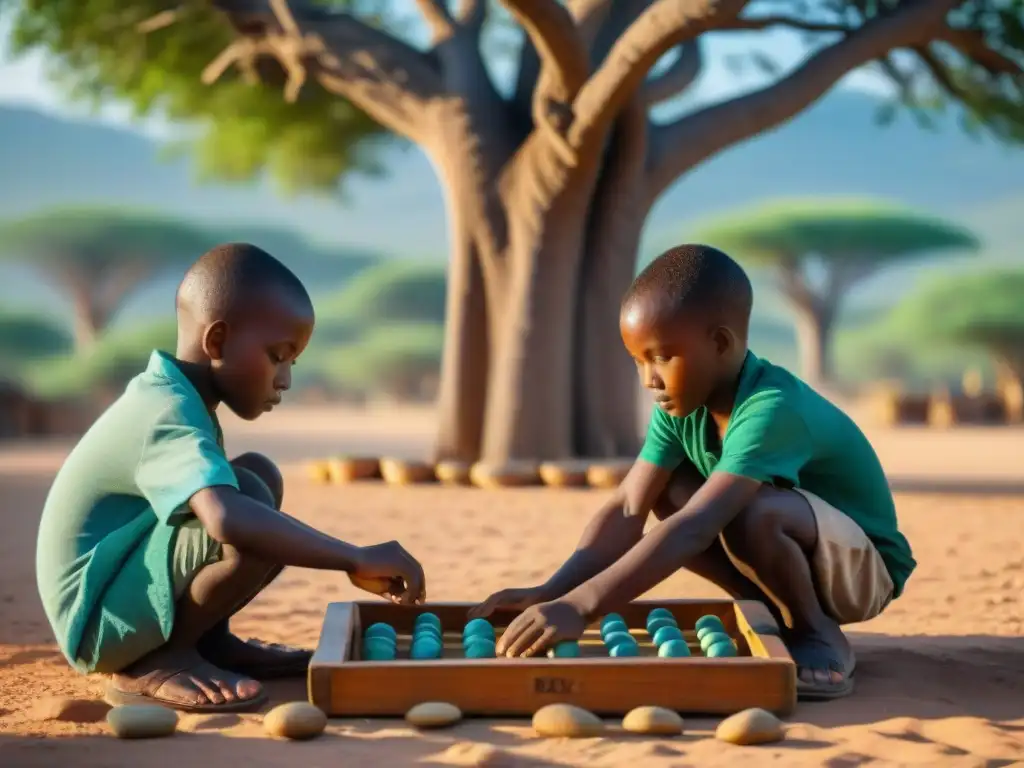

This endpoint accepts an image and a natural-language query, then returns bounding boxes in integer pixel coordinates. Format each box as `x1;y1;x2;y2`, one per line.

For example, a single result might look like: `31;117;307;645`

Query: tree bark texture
199;0;967;461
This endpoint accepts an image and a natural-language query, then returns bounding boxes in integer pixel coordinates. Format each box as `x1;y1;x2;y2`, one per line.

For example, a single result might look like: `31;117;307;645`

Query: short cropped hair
622;244;753;337
176;242;311;321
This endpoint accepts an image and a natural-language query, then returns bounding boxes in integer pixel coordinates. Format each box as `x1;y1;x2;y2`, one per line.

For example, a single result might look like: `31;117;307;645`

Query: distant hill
1;89;1020;332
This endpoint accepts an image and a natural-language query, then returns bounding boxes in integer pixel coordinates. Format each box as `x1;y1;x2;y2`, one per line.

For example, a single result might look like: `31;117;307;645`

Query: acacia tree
890;268;1024;402
697;199;979;386
0;208;218;349
9;0;1023;461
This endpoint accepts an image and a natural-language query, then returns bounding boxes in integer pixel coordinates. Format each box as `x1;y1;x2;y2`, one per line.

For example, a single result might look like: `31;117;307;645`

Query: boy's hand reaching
469;586;547;618
350;541;426;605
496;600;586;657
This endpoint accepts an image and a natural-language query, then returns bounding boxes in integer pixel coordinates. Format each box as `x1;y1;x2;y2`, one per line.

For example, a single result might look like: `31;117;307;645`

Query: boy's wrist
563;583;601;622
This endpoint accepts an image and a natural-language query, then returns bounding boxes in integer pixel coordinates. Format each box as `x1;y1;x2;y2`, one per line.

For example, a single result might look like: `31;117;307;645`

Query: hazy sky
0;10;892;136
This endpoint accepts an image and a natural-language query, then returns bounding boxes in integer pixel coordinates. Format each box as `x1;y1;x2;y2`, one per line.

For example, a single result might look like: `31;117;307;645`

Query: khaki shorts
723;490;894;626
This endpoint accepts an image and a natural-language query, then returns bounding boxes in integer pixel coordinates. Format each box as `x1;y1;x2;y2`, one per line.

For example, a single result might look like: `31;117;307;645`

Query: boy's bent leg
197;456;312;678
720;487;891;700
652;464;788;629
107;532;275;712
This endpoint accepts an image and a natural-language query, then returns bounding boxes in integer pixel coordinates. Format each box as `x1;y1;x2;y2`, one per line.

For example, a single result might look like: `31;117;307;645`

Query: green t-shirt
35;351;239;673
638;352;916;598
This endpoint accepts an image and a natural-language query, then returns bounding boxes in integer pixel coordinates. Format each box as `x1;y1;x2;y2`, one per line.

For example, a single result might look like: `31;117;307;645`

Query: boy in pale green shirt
37;243;426;712
473;244;915;701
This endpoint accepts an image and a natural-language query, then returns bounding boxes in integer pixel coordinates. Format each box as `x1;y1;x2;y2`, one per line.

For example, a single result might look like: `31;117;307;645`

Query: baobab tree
0;208;218;349
697;199;979;387
9;0;1023;461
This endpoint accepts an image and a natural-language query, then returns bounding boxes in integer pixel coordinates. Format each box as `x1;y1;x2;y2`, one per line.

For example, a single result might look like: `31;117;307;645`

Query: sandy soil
1;406;1023;766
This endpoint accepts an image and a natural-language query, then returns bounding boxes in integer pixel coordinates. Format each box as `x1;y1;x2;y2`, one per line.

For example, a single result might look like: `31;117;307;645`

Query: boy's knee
231;452;283;509
220;542;279;583
651;464;706;521
724;486;815;556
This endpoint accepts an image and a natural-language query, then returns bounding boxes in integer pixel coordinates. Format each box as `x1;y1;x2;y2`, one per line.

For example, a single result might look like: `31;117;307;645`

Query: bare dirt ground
1;405;1022;767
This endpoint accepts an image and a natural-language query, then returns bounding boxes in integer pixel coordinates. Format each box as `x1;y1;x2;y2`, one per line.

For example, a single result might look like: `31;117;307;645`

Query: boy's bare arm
566;472;762;619
189;485;425;603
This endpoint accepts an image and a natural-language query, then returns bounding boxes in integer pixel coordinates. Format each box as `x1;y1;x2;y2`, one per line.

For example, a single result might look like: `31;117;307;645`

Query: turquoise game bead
463;618;496;641
414;613;442;630
696;625;721;643
603;630;635;650
646;608;675;625
646;617;678;636
414;624;442;641
410;636;442;659
600;620;629;639
652;625;684;646
610;641;639;657
699;631;731;653
547;641;581;658
694;615;725;634
362;636;397;660
600;613;625;630
658;639;691;658
705;639;737;658
464;637;496;658
364;622;397;642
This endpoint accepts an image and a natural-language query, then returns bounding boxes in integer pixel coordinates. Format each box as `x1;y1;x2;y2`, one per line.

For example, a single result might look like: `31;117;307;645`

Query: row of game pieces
600;609;737;657
360;614;503;660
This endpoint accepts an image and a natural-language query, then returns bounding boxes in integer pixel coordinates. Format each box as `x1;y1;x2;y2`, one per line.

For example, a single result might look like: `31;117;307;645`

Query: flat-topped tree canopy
0;207;219;349
694;198;981;387
697;199;981;262
9;0;1023;461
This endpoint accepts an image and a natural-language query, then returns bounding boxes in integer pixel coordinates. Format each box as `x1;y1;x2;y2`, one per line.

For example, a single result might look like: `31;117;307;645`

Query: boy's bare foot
788;621;856;701
199;630;312;679
106;647;267;712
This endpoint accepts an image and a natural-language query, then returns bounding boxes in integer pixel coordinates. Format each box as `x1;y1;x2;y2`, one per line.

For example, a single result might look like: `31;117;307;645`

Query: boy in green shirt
472;244;914;700
36;243;426;712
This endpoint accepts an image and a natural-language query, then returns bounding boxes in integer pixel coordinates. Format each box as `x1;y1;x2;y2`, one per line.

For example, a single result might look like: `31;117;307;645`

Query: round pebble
622;705;684;735
610;642;639;657
465;637;496;658
600;613;626;630
695;614;725;633
658;638;691;657
463;618;496;640
106;705;178;739
364;622;398;642
547;641;581;658
411;636;443;659
646;617;678;636
263;702;327;740
532;703;604;738
406;701;463;729
600;620;629;639
652;625;684;646
602;630;635;650
715;707;785;745
415;613;442;630
700;631;732;653
706;639;738;658
362;637;397;660
646;608;676;624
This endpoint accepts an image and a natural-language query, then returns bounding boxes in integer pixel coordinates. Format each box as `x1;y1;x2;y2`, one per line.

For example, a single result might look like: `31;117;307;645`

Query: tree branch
144;0;445;142
569;0;749;151
413;0;456;43
645;0;962;201
720;15;850;34
643;42;702;106
938;28;1022;77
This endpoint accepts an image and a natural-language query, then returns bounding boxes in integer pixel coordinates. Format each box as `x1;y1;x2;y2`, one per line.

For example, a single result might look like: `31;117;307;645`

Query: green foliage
24;318;176;398
0;311;73;365
6;0;390;196
314;260;447;344
0;206;219;267
696;199;981;264
877;267;1024;352
305;322;444;395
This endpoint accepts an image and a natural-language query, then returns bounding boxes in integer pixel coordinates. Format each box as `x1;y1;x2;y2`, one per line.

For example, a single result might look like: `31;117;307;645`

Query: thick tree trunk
995;355;1024;423
69;290;106;351
791;302;836;389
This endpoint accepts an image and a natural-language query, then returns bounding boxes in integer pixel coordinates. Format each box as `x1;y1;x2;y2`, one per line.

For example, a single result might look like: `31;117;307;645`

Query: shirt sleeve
715;391;813;486
637;404;687;470
135;405;239;524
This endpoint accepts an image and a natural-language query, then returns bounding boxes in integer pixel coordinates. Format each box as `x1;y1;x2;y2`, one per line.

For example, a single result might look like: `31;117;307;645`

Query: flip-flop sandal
103;667;269;713
212;639;313;679
791;639;856;701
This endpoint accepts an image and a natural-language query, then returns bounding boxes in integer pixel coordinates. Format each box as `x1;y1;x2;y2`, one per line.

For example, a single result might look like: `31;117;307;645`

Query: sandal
790;637;856;701
104;665;268;713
